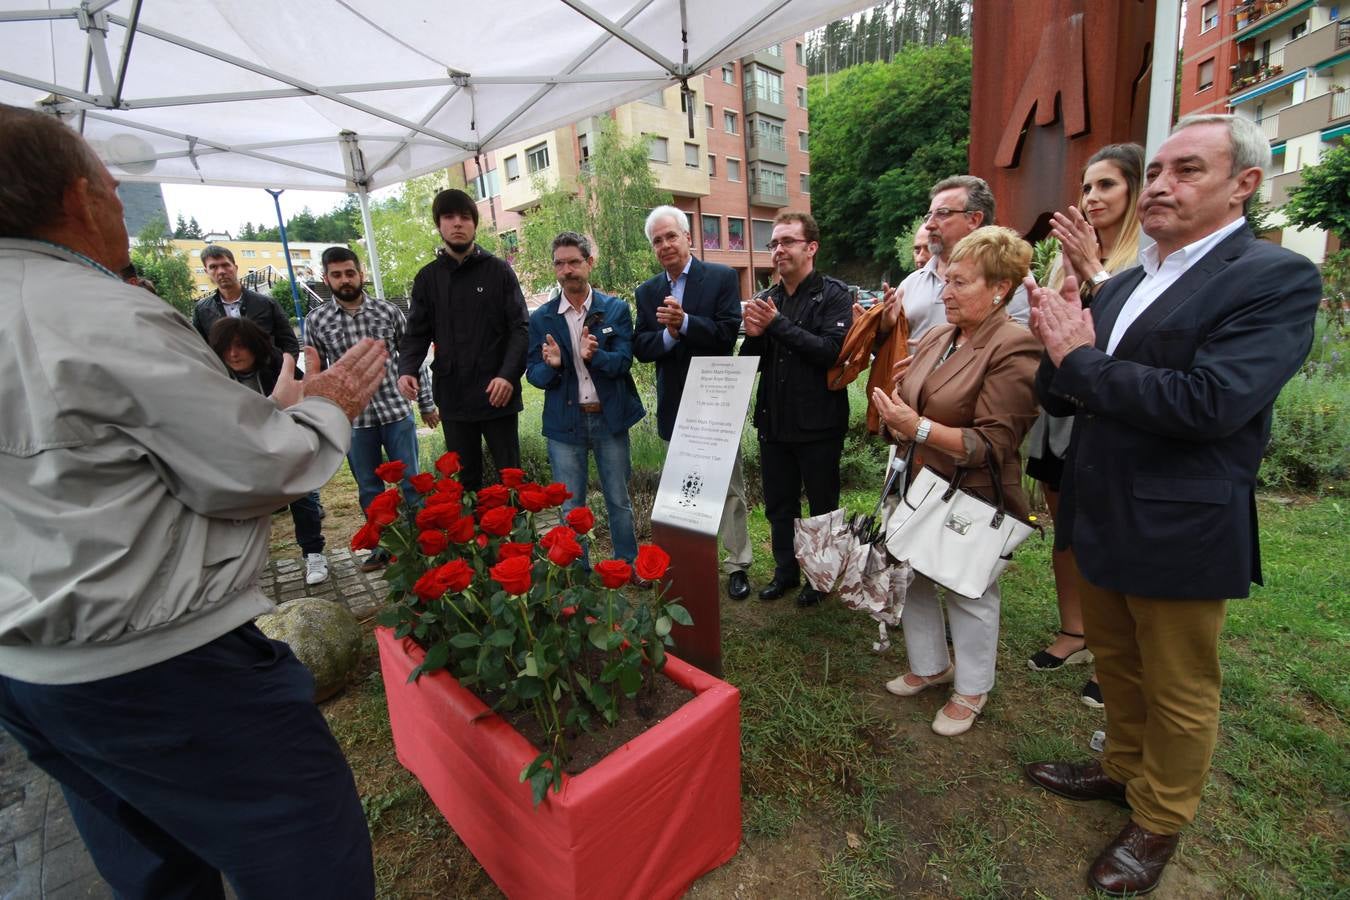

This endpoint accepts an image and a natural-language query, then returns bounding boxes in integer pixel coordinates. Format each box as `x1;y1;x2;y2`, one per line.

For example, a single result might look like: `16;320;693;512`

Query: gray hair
644;205;689;241
1172;114;1272;174
0;104;106;238
930;175;996;226
551;231;593;259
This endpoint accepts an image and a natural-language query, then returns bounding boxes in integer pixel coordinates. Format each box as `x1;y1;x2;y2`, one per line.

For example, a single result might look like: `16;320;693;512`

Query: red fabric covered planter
376;627;742;899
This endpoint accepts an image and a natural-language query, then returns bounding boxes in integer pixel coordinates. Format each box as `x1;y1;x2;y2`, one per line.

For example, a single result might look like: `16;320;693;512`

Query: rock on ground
256;598;363;702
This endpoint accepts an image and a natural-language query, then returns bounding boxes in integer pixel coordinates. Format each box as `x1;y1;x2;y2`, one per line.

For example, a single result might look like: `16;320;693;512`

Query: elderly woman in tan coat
872;226;1041;736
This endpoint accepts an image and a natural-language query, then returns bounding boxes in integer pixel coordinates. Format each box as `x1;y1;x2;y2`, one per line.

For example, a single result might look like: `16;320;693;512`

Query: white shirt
221;297;242;318
557;290;599;405
1106;217;1245;355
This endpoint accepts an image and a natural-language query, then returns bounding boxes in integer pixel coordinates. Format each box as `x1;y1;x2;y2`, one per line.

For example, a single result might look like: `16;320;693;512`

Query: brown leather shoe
1024;760;1129;808
1088;821;1179;896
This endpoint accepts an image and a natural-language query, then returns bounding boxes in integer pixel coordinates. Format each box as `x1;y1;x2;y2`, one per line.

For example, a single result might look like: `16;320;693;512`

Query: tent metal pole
1145;0;1182;162
266;189;307;342
358;188;386;300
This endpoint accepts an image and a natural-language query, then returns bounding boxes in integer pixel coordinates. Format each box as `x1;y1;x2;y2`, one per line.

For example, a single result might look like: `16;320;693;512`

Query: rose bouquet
358;452;691;803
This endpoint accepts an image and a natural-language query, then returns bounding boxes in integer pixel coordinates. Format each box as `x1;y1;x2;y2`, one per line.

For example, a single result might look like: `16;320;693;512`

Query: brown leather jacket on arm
895;311;1041;519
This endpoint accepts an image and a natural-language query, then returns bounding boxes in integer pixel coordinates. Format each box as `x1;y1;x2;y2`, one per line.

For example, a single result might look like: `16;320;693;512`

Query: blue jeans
547;414;637;564
348;415;421;513
289;492;324;555
0;624;373;898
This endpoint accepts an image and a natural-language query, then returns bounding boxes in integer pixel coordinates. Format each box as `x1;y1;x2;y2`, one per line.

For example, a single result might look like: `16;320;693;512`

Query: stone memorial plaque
652;356;758;536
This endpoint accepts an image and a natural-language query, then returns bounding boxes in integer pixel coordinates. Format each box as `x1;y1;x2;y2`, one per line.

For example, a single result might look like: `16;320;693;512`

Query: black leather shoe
727;571;751;601
1024;760;1129;808
795;585;824;607
758;574;799;601
1088;821;1179;896
360;548;390;573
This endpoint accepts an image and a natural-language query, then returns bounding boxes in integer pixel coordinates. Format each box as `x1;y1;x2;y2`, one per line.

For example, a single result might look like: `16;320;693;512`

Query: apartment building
1180;0;1349;263
171;239;340;296
459;38;812;297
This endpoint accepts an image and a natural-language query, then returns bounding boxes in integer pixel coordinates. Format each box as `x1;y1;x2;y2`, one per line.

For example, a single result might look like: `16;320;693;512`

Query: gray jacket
0;239;351;684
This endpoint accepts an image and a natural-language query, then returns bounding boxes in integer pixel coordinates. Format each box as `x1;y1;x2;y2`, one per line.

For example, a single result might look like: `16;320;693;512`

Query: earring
992;294;1002;306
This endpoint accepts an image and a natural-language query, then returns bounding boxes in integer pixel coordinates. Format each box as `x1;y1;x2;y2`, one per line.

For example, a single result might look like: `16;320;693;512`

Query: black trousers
441;414;521;492
759;434;845;576
0;624;373;899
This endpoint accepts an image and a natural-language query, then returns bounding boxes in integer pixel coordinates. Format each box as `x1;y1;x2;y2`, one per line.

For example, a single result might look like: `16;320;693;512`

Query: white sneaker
304;553;329;586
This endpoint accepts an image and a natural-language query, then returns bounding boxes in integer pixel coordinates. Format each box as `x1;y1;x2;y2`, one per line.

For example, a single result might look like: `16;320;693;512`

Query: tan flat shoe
932;693;987;736
884;665;954;697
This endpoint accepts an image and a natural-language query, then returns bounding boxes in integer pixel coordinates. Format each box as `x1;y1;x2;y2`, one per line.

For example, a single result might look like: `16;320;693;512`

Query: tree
131;219;196;316
173;213;189;239
515;182;587;294
809;39;971;271
1282;143;1350;243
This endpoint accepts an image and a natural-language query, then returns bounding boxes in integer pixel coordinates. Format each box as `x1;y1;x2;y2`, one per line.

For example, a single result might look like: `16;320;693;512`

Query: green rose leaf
665;603;693;626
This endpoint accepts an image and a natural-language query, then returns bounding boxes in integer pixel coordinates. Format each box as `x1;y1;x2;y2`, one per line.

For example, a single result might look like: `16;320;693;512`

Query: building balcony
741;48;786;73
746;134;788;166
1270;167;1303;206
1276;89;1350;141
1232;0;1309;39
742;85;787;120
749;184;789;208
1259;114;1282;140
1229;56;1284;94
1283;21;1350;71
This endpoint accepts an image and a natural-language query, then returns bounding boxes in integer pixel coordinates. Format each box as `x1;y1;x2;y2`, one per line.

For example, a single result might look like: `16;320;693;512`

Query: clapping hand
870;385;920;440
879;282;905;335
542;333;563;368
1025;275;1095;366
655;297;685;337
742;296;777;337
302;338;388;421
579;326;598;362
1049;206;1104;285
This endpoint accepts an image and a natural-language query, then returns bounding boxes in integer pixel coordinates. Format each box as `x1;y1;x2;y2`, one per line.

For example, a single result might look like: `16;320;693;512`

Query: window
702;215;721;250
727;157;741;182
472;168;501;199
1291;22;1307;40
751;162;787;200
795;42;805;66
750;115;786;152
705;103;714;128
1200;1;1218;33
727;218;745;251
799;172;810;194
722;64;735;84
641;89;665;107
708;154;717;176
648;135;669;164
744;65;784;104
766;43;783;57
1197;58;1215;92
578;133;590;165
685;142;700;168
723;110;738;134
798;131;809;152
751;219;774;252
526;142;550;173
195;266;205;274
261;251;271;258
242;250;256;258
505;155;520;182
190;249;200;256
796;85;808;108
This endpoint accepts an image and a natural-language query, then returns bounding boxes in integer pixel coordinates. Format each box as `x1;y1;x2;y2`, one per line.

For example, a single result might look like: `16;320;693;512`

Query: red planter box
376;627;742;899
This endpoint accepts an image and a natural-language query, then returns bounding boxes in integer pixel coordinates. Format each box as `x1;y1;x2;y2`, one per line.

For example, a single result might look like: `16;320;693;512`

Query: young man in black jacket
398;189;529;491
192;244;299;366
741;211;853;607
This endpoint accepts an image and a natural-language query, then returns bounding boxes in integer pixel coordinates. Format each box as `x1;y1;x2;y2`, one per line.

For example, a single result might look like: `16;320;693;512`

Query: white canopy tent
1;0;872;295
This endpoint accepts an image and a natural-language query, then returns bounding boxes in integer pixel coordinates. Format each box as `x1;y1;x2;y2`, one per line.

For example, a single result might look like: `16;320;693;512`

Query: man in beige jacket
0;104;384;898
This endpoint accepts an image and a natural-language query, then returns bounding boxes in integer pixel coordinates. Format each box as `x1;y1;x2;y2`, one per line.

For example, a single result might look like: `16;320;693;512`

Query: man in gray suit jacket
633;206;750;600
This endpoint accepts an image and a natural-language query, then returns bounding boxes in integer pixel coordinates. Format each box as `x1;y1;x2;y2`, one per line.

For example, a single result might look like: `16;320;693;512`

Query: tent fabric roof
1;0;868;192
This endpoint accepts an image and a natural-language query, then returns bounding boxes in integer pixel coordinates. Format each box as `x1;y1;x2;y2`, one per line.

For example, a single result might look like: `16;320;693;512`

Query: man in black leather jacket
741;211;853;607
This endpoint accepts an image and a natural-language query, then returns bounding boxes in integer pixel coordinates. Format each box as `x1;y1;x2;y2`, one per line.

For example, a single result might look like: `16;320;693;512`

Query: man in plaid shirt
307;247;437;571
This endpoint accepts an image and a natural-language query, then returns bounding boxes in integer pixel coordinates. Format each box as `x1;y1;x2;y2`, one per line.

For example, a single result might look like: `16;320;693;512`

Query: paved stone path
0;549;388;899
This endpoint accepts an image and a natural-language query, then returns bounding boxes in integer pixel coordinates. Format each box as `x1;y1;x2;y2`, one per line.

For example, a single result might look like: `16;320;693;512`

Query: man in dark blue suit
633;206;750;600
1022;115;1322;896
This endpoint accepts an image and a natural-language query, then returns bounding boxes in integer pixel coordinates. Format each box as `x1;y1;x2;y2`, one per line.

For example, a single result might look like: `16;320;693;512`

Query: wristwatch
1090;270;1111;287
915;417;932;444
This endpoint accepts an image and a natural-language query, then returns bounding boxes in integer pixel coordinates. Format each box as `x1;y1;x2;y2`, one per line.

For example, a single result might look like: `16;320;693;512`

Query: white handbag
883;439;1037;599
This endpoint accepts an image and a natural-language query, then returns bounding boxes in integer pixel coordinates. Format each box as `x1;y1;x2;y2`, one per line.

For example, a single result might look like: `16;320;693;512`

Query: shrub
1260;372;1350;490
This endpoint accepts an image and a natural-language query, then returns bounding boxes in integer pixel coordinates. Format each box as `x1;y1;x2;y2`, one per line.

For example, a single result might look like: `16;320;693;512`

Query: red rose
374;460;407;484
415;504;459;531
423;490;460;509
364;489;402;527
435;452;461;477
350;521;382;551
478;506;517;537
446;515;476;544
412;568;448;601
634;544;671;582
476;534;489;549
436;559;474;594
565;507;595;535
433;478;464;498
490;556;533;595
498;541;535;561
476;484;510;510
499;468;526;488
540;525;574;550
516;487;549;513
594;559;632;589
417;530;450;556
546;530;584;568
561;605;578;618
408;473;436;493
542;482;572;507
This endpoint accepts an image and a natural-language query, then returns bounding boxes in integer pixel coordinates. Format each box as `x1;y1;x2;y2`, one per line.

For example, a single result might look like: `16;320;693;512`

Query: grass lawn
288;375;1347;898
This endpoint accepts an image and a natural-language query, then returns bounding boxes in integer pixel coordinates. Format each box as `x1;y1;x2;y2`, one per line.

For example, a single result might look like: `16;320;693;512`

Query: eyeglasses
924;207;970;222
766;237;810;251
